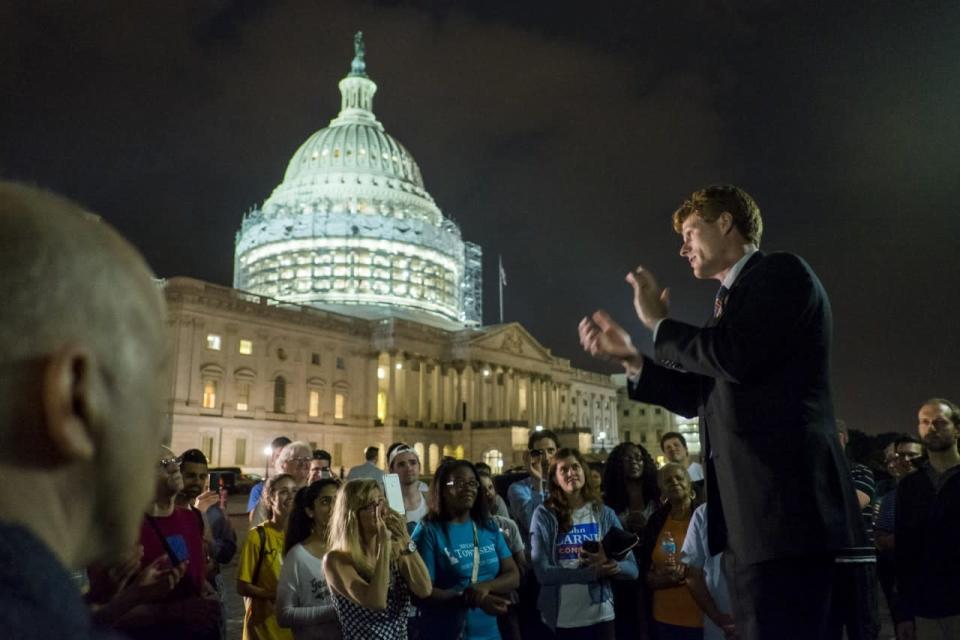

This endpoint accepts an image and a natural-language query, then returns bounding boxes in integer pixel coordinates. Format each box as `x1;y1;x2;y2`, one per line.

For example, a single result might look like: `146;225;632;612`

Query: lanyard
470;522;479;585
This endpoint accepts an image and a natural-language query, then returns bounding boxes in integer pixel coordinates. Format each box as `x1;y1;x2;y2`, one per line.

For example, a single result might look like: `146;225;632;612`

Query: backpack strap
250;525;267;585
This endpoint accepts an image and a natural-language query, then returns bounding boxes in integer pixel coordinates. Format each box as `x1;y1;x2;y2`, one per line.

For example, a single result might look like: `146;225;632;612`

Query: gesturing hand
193;490;219;513
626;266;669;331
578;311;640;364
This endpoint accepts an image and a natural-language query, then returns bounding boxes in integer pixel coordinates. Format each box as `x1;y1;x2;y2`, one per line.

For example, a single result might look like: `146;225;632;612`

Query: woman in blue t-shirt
412;460;520;640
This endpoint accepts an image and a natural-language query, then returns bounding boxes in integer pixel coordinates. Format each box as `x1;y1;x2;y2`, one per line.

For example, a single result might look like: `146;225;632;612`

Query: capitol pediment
467;323;555;364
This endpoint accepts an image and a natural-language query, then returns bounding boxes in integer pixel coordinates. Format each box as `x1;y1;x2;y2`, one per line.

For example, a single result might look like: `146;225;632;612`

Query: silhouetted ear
718;211;734;235
42;346;99;463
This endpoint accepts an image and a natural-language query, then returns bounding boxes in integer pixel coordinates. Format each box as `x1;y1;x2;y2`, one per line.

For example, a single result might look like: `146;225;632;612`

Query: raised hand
626;266;669;331
193;489;219;513
578;311;639;363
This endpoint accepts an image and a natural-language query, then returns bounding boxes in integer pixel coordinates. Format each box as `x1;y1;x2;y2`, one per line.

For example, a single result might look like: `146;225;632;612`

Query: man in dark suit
579;184;861;639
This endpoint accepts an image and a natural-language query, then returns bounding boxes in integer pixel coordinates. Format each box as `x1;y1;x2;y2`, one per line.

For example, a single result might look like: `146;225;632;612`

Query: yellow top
237;521;293;640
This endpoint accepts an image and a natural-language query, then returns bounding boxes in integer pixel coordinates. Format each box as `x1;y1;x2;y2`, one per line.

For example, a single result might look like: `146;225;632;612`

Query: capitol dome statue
234;32;482;327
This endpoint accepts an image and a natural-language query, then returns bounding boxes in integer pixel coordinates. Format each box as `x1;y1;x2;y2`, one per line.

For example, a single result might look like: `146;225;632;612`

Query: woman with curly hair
412;460;519;640
602;442;660;639
322;479;431;640
277;479;341;639
530;448;638;639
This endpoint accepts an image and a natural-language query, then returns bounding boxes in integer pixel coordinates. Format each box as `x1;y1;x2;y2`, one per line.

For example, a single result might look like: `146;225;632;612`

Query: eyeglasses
445;480;479;491
159;456;182;468
358;498;384;513
287;457;311;467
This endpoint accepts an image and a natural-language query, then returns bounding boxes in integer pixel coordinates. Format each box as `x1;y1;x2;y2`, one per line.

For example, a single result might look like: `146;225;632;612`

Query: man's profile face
680;214;727;280
391;452;420;486
308;458;331;483
180;461;209;500
662;437;688;464
918;403;958;453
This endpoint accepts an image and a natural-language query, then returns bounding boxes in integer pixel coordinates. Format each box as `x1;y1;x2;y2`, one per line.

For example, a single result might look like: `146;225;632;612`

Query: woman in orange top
644;463;703;639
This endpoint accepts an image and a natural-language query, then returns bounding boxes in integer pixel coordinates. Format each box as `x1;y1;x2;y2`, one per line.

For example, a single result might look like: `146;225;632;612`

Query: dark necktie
713;285;730;319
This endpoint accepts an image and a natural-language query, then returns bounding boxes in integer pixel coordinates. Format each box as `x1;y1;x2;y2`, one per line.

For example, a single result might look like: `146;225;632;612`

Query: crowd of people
66;408;960;640
1;181;958;640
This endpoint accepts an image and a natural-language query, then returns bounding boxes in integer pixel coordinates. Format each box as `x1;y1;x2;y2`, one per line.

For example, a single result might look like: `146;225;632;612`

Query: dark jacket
894;462;960;619
630;251;861;564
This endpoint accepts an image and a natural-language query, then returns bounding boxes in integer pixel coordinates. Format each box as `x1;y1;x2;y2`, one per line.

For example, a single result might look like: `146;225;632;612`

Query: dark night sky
3;1;958;435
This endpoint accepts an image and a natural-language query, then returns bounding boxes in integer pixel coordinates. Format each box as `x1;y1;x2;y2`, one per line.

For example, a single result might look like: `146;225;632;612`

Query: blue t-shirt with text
413;518;512;640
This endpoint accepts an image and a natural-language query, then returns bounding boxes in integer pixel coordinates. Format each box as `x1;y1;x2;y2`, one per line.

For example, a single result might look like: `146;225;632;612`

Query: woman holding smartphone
412;460;520;640
277;479;341;639
323;479;432;640
530;448;638;640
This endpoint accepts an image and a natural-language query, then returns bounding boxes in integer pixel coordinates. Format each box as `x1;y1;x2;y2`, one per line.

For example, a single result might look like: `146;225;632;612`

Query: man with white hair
249;441;312;524
0;182;171;638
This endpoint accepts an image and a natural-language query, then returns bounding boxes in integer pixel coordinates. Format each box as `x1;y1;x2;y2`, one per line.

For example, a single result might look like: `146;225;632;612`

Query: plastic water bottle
661;531;677;568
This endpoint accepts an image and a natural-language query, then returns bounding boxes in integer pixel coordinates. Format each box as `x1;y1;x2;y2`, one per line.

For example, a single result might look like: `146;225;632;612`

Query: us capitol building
165;34;618;474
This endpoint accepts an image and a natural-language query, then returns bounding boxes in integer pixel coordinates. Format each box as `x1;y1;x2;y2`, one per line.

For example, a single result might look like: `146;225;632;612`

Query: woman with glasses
601;442;660;639
531;447;638;640
323;479;431;639
643;463;703;639
277;479;342;639
238;473;298;640
412;461;520;640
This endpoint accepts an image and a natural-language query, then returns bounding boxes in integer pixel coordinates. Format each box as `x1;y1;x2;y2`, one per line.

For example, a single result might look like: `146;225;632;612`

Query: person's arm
507;480;543;536
236;526;274;601
471;529;520;596
276;549;338;628
655;253;823;384
529;507;598;586
323;545;392;610
396;543;433;600
685;566;734;633
210;507;238;564
627;358;701;419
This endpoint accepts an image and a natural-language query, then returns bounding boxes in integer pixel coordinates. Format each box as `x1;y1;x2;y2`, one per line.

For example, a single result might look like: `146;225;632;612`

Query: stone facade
612;373;700;464
166;277;618;474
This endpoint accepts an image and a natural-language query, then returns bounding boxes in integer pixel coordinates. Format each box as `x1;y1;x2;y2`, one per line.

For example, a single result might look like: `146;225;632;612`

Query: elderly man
0;182;170;638
249;440;312;524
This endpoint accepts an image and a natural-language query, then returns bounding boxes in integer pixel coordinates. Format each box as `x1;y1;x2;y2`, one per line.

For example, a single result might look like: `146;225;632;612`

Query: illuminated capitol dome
234;32;482;327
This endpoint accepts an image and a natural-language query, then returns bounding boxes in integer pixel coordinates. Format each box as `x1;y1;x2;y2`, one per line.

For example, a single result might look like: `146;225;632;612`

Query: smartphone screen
383;473;405;514
208;471;221;492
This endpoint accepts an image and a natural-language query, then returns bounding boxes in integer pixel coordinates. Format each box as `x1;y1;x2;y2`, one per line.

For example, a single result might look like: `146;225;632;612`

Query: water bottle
661;531;677;568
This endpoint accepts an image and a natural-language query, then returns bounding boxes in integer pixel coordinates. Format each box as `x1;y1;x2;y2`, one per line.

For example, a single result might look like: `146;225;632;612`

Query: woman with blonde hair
323;479;431;639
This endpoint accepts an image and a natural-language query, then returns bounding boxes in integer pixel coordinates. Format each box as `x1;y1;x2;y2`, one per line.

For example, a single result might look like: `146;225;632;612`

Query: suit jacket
629;251;861;565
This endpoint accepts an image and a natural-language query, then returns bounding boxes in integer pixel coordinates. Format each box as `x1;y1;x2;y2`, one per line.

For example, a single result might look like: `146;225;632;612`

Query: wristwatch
400;539;417;555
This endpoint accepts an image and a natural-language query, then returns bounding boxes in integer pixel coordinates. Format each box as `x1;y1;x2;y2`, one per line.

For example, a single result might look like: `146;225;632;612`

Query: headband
388;445;419;467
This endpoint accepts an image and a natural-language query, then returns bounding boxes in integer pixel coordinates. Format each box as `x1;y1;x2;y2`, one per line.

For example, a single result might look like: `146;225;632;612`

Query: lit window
309;390;320;417
335;393;345;420
377;391;386;421
202;380;218;409
206;334;221;351
377;367;385;380
239;339;253;355
236;382;250;412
